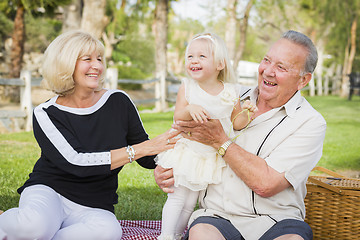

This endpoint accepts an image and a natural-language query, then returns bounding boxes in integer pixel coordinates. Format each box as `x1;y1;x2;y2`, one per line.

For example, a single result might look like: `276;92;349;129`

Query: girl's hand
186;104;210;123
242;100;258;113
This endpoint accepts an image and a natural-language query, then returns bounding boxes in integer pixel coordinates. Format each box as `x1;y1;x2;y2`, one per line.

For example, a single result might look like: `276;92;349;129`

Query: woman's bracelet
126;145;136;163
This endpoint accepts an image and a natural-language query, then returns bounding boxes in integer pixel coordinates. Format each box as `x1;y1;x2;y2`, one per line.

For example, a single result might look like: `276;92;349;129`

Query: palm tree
10;1;25;78
9;0;70;78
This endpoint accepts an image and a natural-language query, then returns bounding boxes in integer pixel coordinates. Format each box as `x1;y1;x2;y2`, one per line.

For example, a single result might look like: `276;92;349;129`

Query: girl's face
73;51;104;92
185;39;221;83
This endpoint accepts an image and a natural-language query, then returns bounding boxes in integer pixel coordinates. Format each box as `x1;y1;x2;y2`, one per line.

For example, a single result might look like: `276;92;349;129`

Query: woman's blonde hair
41;30;106;96
185;32;236;83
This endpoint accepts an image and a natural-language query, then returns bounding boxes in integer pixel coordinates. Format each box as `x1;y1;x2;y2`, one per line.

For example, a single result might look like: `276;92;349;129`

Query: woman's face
73;51;104;91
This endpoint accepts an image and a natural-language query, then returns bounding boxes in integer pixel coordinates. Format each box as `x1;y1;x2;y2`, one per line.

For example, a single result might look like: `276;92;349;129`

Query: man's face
257;38;310;108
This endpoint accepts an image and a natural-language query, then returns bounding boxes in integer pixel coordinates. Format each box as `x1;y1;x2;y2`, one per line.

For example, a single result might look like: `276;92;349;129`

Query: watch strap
218;140;233;156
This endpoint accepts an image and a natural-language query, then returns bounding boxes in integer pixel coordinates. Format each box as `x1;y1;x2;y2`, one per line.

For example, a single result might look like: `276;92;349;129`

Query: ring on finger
187;132;192;137
167;139;170;144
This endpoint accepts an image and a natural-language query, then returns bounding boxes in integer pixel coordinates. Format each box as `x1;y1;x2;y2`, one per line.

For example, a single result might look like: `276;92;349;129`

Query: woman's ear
217;60;225;71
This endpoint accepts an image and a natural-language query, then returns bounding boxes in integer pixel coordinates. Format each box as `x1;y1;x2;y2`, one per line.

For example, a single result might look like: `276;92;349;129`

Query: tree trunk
315;39;324;96
62;0;82;33
233;0;254;72
332;64;342;95
102;32;113;62
341;38;350;95
324;63;335;95
309;77;315;97
341;16;357;97
154;0;168;111
81;0;108;39
6;3;25;102
10;4;25;78
225;0;237;61
120;0;126;9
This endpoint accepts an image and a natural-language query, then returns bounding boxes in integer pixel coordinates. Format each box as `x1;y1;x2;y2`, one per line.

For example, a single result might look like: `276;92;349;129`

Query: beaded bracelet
126;145;136;163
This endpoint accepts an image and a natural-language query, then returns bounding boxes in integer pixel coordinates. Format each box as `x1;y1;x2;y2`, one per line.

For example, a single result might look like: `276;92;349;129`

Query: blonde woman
0;30;178;240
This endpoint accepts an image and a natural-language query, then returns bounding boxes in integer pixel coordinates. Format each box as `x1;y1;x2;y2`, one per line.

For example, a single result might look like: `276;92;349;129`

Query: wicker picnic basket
304;166;360;240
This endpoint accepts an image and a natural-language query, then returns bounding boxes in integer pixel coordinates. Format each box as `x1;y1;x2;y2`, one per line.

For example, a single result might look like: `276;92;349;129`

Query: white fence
0;71;35;132
1;66;346;133
0;68;183;133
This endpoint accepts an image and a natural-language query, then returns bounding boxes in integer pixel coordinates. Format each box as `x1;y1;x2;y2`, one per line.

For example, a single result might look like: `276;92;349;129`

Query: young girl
156;33;257;240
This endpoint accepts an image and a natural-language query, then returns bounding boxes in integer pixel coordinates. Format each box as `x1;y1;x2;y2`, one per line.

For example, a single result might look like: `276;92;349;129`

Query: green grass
116;111;173;220
0;96;359;220
306;95;360;170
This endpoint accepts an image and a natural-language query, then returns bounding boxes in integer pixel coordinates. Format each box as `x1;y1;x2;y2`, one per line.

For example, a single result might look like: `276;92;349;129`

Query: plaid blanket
119;220;161;240
119;220;187;240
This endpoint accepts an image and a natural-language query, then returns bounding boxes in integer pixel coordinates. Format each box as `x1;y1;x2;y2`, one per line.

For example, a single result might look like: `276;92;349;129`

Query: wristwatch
217;140;233;157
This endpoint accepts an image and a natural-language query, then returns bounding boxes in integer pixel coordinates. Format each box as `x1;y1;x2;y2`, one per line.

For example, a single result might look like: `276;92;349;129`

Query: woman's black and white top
18;89;156;213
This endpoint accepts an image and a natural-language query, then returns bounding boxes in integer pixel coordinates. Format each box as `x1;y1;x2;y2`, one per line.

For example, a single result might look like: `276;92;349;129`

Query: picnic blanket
119;220;187;240
119;220;161;240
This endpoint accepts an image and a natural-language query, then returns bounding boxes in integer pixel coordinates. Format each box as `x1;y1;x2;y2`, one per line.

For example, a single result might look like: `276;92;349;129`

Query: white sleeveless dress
156;78;242;191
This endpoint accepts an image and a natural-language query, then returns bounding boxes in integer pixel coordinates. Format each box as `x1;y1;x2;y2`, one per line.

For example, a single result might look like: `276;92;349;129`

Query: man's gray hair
281;30;318;74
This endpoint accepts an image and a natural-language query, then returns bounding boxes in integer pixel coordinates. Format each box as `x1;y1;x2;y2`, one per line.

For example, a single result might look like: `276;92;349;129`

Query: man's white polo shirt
190;87;326;240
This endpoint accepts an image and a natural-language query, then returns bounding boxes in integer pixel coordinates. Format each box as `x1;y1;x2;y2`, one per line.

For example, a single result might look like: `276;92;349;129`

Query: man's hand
154;165;175;193
172;119;228;149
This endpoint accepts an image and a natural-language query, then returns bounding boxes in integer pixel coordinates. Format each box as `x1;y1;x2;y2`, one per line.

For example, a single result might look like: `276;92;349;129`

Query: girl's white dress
156;78;242;191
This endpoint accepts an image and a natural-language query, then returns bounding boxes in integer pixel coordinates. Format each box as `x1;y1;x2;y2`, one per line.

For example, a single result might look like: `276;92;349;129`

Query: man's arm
172;119;290;197
222;142;290;197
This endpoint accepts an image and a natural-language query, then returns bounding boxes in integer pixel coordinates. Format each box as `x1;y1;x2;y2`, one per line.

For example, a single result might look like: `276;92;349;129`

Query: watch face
218;148;225;156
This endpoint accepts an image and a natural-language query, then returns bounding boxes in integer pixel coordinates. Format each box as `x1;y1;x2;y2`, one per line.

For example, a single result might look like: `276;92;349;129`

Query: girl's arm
231;100;257;131
173;82;210;123
173;83;192;121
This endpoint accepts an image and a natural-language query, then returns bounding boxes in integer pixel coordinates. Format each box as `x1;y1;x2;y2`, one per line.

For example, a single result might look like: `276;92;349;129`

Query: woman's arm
110;129;179;170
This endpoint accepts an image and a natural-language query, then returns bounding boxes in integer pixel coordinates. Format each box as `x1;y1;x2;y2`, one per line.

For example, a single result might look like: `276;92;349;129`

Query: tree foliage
104;0;156;80
0;0;359;97
168;18;204;75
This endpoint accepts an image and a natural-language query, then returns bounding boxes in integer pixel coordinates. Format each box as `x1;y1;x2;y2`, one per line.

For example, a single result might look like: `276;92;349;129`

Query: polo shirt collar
283;91;302;118
242;87;302;118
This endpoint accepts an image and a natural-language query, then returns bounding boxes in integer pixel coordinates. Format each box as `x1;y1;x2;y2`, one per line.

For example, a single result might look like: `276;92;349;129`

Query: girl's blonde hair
185;32;236;83
41;30;106;96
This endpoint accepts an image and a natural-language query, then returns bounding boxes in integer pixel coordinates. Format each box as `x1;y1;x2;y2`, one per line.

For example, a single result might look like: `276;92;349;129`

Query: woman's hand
111;129;180;170
139;129;180;156
172;119;228;149
154;166;175;193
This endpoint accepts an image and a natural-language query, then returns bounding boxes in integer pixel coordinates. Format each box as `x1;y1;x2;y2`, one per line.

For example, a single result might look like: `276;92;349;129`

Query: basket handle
308;166;344;195
311;166;345;178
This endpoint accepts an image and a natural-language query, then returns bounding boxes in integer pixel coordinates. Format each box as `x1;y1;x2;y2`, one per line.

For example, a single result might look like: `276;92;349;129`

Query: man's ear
298;72;312;90
217;60;225;71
